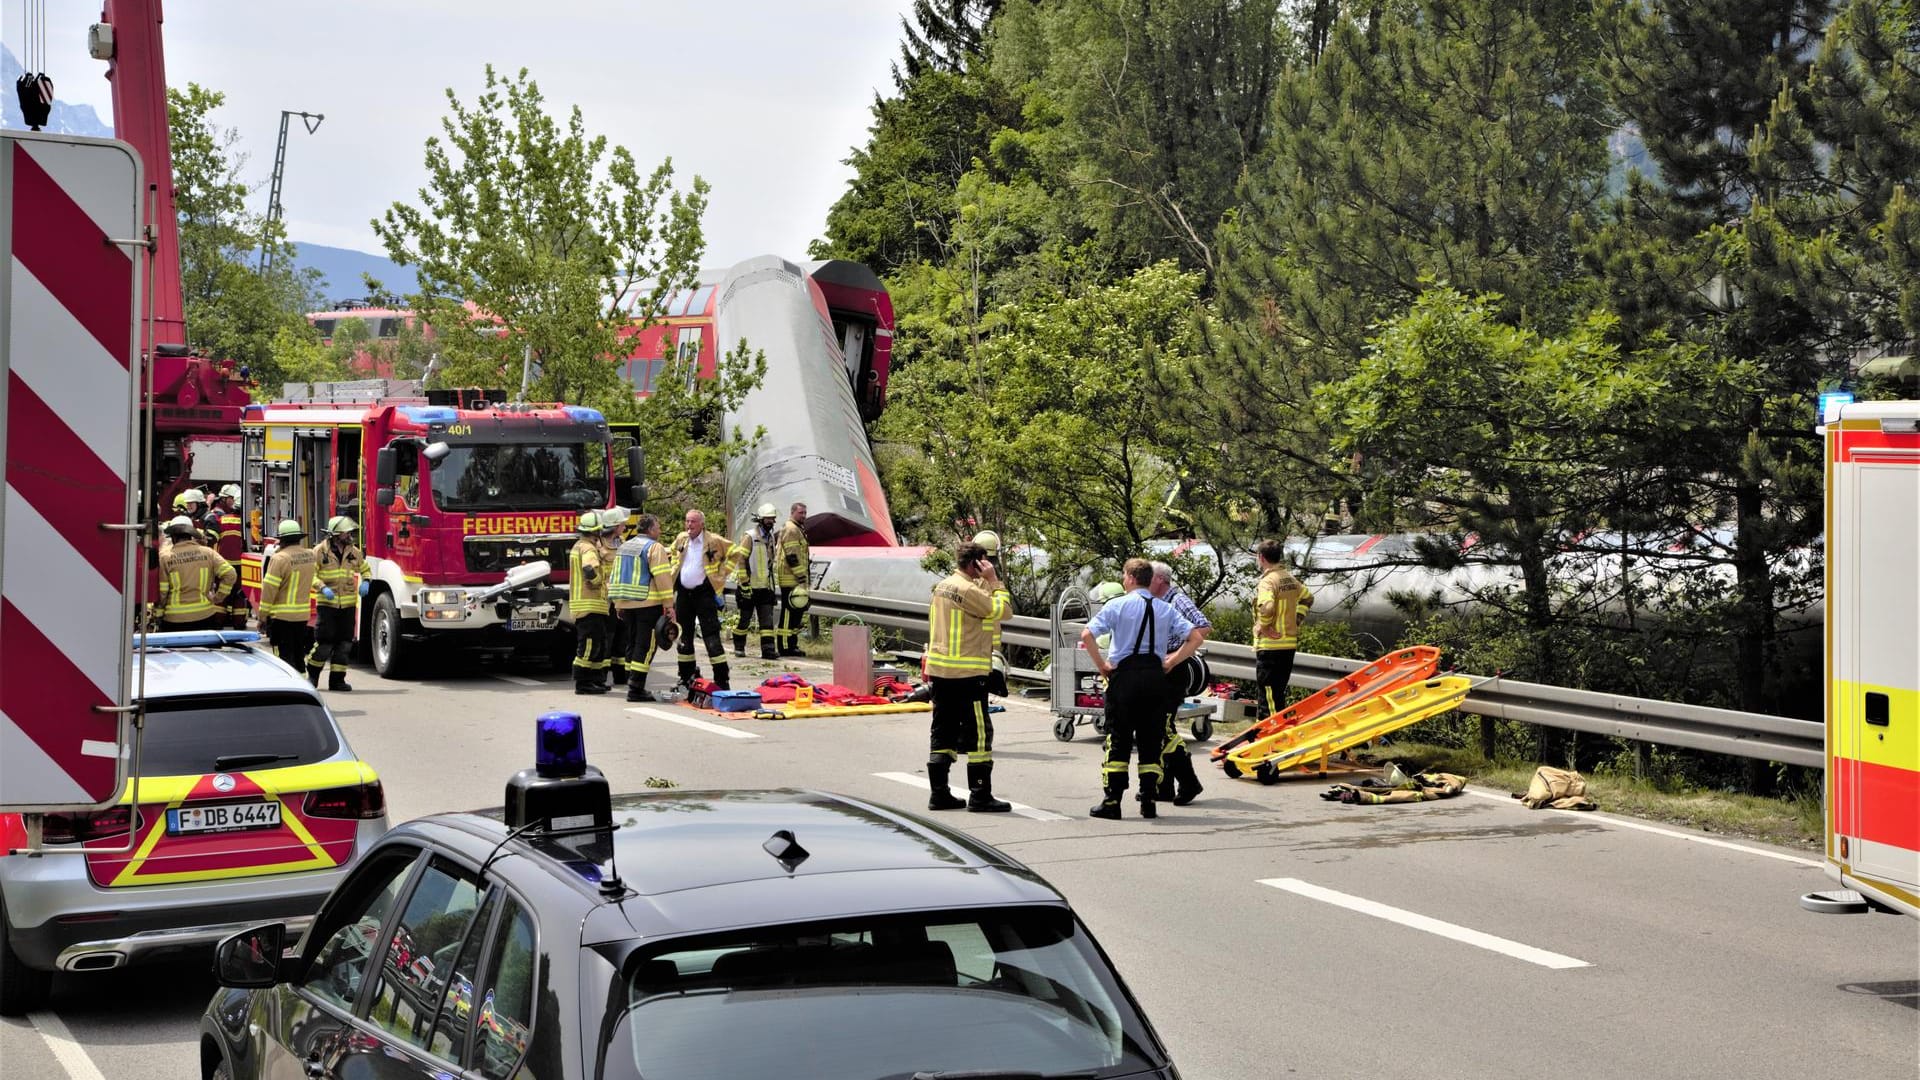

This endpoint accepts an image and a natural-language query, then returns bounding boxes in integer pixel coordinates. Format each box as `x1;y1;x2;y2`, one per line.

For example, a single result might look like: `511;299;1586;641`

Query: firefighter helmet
218;484;241;501
788;584;810;611
971;530;1001;555
174;489;207;510
655;617;680;651
163;515;196;537
1092;580;1125;604
326;515;358;535
601;506;629;531
577;510;603;533
277;519;305;539
756;502;777;520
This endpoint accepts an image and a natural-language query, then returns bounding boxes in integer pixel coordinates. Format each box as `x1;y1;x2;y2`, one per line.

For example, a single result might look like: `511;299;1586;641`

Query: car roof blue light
535;712;587;778
135;630;262;649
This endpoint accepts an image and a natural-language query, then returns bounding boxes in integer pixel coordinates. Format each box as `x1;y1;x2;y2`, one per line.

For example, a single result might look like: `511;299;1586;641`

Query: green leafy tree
168;83;323;391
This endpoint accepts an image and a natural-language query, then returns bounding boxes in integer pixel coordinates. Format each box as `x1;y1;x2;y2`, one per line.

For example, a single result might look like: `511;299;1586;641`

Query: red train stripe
9;144;134;369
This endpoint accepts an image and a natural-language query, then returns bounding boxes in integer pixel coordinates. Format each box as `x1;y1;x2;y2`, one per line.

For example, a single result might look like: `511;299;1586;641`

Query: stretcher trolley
1210;645;1443;763
1048;585;1214;743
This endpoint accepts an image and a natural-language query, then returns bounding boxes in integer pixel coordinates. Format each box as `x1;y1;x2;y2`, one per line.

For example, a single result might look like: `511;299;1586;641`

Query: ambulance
237;383;644;678
1803;400;1920;917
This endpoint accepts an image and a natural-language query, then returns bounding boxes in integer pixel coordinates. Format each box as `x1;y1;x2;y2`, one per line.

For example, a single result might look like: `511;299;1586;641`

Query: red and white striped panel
0;134;143;810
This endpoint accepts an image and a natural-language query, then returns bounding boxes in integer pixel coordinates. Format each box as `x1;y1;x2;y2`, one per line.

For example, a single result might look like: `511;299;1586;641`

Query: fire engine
237;382;643;677
1803;399;1919;918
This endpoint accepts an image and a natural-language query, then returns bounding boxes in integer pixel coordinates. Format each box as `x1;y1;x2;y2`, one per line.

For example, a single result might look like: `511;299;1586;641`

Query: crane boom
93;0;184;355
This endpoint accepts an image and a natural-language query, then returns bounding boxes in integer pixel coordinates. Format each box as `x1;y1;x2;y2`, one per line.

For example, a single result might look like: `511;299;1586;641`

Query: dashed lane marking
490;674;544;687
872;771;1070;821
26;1011;109;1080
1257;878;1590;970
628;706;761;739
1463;790;1822;868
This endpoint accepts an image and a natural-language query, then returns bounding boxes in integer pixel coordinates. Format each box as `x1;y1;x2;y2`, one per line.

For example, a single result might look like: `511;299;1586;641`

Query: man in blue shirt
1150;561;1211;805
1081;558;1205;819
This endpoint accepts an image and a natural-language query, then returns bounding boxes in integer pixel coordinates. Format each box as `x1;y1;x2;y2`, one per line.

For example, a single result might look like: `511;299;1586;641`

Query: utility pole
259;109;323;273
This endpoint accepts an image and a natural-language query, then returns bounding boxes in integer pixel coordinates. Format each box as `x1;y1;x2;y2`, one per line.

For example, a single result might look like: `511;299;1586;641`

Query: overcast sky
24;0;910;265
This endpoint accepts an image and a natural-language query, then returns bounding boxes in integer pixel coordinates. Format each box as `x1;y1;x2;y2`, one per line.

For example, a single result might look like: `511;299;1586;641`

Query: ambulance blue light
564;406;606;424
1818;390;1855;424
399;406;461;425
535;712;587;778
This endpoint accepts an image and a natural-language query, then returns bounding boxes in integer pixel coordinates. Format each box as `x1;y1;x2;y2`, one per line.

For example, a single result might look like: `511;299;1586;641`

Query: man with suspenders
1080;558;1204;819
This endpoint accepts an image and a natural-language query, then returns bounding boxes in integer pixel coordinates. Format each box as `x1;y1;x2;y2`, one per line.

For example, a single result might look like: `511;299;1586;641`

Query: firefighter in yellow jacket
731;503;783;660
922;541;1013;813
610;513;676;702
307;516;371;691
156;516;237;632
670;509;736;689
570;510;616;695
258;519;319;672
774;502;810;656
1252;537;1313;717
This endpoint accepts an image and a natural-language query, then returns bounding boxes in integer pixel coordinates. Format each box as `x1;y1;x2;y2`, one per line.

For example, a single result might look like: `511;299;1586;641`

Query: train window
676;327;702;390
685;285;714;315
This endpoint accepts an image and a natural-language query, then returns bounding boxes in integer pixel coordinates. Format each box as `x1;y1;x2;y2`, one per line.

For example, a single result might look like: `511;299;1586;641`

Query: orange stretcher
1221;676;1473;784
1211;646;1442;763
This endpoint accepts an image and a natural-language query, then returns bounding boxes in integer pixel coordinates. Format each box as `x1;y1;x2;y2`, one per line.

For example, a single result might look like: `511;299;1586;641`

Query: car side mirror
376;487;395;508
375;447;398;487
625;445;645;510
213;923;288;988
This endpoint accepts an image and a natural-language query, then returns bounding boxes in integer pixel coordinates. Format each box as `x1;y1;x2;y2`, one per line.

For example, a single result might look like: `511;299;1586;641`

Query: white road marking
490;674;544;687
1257;878;1590;970
872;771;1070;821
628;706;761;739
1463;790;1823;867
26;1011;109;1080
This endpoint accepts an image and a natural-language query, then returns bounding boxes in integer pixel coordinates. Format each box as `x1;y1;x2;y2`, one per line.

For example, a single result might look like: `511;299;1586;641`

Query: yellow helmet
326;515;358;535
277;518;305;539
577;510;603;533
1092;580;1125;604
788;584;810;610
971;530;1001;555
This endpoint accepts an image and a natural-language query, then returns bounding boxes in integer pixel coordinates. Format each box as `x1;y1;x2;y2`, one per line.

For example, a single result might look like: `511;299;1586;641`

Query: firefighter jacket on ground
732;525;779;590
1254;567;1313;651
259;543;321;622
570;537;610;616
670;531;734;592
775;519;810;587
609;536;674;609
158;539;237;623
925;571;1010;678
315;541;372;610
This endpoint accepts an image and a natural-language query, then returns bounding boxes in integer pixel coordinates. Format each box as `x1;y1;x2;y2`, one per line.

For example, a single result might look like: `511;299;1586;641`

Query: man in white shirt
670;509;735;689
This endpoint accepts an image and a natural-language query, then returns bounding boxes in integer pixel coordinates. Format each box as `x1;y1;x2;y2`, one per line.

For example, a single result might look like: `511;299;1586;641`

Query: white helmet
218;484;241;501
756;502;777;520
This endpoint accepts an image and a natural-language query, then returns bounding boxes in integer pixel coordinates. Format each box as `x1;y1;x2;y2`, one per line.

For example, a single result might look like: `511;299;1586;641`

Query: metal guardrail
807;591;1825;768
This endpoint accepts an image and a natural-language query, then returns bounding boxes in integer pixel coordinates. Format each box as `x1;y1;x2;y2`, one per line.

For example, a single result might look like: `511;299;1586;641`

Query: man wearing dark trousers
1081;558;1202;820
730;503;782;660
610;513;676;702
307;516;370;691
569;511;615;695
1253;537;1313;718
774;502;810;656
671;509;734;690
258;519;318;673
1148;560;1211;805
922;542;1014;812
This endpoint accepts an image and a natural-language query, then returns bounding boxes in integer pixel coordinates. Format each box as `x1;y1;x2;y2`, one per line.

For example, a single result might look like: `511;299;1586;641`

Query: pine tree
896;0;1004;84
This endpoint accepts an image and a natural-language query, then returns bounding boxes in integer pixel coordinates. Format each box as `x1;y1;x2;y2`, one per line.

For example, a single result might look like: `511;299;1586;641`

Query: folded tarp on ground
1321;770;1467;805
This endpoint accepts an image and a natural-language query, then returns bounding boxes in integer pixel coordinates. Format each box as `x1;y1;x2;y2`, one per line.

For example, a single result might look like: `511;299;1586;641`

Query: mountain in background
291;241;417;305
1;45;113;137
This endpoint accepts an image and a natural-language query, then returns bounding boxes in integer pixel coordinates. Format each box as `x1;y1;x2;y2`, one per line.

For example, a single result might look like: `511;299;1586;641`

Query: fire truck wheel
0;893;51;1016
370;592;416;679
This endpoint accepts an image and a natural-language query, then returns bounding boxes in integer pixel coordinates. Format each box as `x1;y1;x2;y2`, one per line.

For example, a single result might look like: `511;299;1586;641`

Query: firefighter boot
1169;749;1203;806
305;665;321;688
627;676;656;703
712;663;731;692
1089;777;1126;820
677;660;700;688
760;635;779;662
732;634;747;658
926;759;966;811
328;670;353;693
966;762;1012;813
1138;780;1157;820
612;664;628;687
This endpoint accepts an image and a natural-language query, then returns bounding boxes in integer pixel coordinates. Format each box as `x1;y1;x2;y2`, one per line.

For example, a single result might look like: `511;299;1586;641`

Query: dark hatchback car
201;723;1178;1080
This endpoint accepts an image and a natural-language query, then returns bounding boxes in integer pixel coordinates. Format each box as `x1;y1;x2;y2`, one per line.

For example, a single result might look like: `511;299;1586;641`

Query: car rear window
601;906;1162;1080
139;692;340;776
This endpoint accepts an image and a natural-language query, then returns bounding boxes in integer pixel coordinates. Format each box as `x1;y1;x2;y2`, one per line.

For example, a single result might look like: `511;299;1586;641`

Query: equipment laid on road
1512;766;1596;810
1803;400;1919;919
1322;769;1467;804
1221;676;1474;784
1049;584;1214;743
1211;645;1442;762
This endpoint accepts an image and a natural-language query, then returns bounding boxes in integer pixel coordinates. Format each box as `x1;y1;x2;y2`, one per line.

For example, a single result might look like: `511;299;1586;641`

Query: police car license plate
167;801;281;835
509;607;556;632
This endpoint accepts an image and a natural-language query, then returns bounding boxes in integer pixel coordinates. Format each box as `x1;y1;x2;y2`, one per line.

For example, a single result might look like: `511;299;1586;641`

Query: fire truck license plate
510;608;556;632
167;801;281;835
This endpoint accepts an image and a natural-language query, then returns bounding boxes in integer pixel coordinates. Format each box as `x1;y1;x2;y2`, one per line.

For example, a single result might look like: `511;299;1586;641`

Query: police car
0;632;389;1016
202;713;1180;1079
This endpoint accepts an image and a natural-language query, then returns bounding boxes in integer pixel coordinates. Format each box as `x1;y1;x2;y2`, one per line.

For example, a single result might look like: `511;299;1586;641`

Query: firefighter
610;512;676;702
570;510;615;695
600;507;632;686
671;509;735;689
205;485;249;627
1079;558;1203;820
970;529;1010;696
1148;560;1210;805
730;503;782;660
923;541;1014;813
1252;537;1313;718
155;516;237;631
258;519;319;672
161;489;209;555
774;501;810;657
307;516;371;691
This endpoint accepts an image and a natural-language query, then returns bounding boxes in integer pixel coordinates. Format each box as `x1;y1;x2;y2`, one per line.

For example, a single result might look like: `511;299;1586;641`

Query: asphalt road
5;653;1917;1079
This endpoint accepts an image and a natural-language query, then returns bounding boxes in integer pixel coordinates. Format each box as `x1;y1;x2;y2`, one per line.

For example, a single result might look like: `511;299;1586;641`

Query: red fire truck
237;382;643;677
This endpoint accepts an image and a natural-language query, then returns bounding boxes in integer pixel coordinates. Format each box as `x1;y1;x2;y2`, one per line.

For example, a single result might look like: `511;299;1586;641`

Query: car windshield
428;442;604;511
601;907;1160;1080
140;692;339;776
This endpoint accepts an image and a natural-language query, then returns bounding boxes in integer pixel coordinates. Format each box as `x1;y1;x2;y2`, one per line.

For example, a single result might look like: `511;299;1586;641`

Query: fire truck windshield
428;442;606;512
